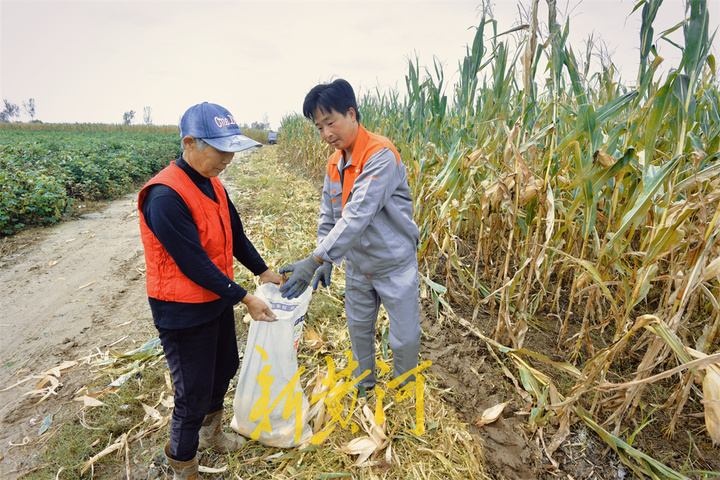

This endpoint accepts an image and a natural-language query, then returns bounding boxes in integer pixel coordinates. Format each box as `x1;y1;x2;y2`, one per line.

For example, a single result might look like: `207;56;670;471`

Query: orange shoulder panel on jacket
323;125;401;209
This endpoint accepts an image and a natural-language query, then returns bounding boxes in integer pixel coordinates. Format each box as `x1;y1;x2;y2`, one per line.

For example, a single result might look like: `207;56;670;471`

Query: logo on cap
215;115;237;129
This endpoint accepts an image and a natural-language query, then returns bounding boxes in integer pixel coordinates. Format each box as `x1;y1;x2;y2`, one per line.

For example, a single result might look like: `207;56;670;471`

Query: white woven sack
230;282;312;447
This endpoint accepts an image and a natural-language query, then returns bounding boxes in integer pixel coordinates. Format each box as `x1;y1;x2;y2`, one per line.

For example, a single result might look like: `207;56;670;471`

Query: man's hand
241;293;277;322
279;255;322;299
312;261;333;290
258;269;282;285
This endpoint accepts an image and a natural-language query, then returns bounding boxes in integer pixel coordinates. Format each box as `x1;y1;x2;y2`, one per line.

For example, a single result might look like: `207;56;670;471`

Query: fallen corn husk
702;256;720;282
703;364;720;447
337;404;388;466
519;178;544;205
339;436;379;465
593;149;617;168
474;401;510;427
684;347;720;447
360;404;387;446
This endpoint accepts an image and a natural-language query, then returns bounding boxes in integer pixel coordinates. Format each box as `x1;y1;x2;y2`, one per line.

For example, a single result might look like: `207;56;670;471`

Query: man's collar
340;124;367;167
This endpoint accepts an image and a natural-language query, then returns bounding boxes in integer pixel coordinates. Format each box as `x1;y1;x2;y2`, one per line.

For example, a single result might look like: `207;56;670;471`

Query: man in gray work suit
280;78;421;393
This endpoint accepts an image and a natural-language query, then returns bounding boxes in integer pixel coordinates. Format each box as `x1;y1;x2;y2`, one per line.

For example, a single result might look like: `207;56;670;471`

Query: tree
122;110;135;125
251;120;270;130
23;98;36;121
1;99;20;122
143;106;152;125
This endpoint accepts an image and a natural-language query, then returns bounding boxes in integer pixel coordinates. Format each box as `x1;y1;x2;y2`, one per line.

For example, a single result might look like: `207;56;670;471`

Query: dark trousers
157;306;239;461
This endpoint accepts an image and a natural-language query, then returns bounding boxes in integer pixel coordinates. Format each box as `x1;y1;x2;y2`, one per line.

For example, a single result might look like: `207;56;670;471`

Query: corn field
280;0;719;476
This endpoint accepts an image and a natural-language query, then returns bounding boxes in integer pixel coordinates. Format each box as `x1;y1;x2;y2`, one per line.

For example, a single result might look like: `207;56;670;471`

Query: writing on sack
246;348;432;444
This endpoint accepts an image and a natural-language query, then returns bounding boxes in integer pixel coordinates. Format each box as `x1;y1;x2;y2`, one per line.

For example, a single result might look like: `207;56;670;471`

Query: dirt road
0;193;157;475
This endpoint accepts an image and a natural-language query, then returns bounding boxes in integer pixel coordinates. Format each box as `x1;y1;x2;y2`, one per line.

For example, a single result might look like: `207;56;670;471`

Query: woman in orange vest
139;102;281;479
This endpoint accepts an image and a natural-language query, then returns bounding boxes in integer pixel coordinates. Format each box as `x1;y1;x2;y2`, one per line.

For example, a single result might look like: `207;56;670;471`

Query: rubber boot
164;442;204;480
198;410;246;453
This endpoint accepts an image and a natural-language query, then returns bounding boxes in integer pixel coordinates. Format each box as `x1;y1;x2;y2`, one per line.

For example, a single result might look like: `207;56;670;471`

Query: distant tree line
4;98;267;129
1;98;36;122
121;107;153;125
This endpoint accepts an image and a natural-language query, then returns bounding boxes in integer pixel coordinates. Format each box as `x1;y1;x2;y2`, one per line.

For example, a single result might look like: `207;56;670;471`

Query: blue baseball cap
180;102;261;152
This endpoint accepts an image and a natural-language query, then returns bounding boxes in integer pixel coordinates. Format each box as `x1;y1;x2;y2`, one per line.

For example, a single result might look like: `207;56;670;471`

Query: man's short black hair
303;78;361;123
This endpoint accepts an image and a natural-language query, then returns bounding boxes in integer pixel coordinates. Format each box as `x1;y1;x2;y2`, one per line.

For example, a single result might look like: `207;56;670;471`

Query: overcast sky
1;0;718;129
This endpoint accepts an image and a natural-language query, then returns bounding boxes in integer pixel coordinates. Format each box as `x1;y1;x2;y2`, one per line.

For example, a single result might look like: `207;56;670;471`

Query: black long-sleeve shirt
141;157;267;329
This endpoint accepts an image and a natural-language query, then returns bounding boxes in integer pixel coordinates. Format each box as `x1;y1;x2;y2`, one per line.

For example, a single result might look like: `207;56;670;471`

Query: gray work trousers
345;261;421;388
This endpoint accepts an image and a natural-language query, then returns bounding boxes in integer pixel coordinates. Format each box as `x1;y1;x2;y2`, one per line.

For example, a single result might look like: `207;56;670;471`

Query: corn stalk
281;1;720;475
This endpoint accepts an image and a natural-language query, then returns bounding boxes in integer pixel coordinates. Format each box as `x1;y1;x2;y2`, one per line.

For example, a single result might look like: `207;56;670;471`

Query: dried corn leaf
0;375;36;392
141;403;163;422
304;325;326;349
198;465;228;473
31;374;60;392
164;371;173;392
545;414;570;456
81;433;127;474
109;369;139;388
309;399;326;434
74;395;104;407
463;149;484;169
160;395;174;409
475;401;510;427
24;376;61;405
385;440;393;464
518;181;536;205
47;360;78;378
596;352;720;391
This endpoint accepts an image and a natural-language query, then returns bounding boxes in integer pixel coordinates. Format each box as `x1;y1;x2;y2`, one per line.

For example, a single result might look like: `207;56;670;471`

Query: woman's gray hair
181;138;208;151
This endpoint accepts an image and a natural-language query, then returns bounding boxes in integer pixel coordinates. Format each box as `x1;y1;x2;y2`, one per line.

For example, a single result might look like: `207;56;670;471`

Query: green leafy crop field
0;129;181;235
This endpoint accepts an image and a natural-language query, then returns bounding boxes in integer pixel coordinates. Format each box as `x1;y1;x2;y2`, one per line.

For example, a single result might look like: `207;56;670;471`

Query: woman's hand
258;269;283;285
241;293;277;322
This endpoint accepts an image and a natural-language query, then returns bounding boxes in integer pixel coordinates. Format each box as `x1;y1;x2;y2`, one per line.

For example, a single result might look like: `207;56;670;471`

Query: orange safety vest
326;124;401;210
138;162;234;303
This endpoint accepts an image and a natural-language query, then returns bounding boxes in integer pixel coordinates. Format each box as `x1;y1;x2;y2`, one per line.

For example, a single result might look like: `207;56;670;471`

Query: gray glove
312;261;333;290
279;255;322;299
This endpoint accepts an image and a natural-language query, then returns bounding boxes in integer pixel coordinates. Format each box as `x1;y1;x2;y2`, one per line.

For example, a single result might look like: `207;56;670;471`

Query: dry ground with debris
1;148;704;479
0;166;527;479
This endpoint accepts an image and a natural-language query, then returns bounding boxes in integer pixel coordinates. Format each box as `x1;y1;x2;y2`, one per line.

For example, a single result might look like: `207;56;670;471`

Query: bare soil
421;306;627;480
0;194;157;477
